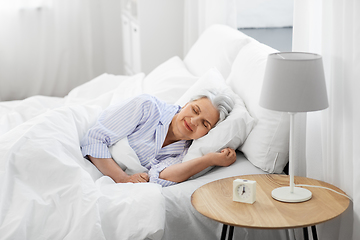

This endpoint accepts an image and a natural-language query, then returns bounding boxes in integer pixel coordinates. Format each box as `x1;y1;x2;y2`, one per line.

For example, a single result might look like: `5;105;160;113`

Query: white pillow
226;41;290;173
109;137;148;175
177;68;254;178
110;73;145;105
184;24;252;79
142;56;198;104
66;73;129;100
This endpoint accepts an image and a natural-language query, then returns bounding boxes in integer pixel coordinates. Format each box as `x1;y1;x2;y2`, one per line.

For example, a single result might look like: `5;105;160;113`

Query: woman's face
174;97;219;140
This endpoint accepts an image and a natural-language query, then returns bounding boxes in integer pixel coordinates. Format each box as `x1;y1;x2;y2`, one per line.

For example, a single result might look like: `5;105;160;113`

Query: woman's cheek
199;128;209;138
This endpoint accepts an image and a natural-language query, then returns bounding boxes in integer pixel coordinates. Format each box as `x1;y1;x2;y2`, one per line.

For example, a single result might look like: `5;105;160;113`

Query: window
236;0;293;51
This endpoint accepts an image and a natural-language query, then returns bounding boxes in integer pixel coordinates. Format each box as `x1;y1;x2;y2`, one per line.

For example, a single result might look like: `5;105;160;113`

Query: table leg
220;224;234;240
221;224;228;240
311;226;318;240
221;224;317;240
303;227;309;240
303;226;318;240
228;226;234;240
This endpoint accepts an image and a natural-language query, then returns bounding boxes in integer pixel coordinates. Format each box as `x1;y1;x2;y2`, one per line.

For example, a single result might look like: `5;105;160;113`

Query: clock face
236;184;251;199
233;179;256;204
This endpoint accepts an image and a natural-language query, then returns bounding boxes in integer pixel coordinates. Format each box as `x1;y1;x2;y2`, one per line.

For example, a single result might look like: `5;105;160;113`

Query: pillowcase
66;73;131;101
177;68;254;178
109;137;148;175
183;24;252;79
142;56;198;104
110;73;145;105
226;40;290;173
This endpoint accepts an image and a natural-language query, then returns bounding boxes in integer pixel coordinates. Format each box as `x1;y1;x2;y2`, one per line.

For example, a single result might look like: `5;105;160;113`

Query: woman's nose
190;117;199;126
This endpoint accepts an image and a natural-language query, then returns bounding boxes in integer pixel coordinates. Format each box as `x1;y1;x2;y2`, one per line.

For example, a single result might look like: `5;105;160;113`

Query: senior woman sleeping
80;89;235;187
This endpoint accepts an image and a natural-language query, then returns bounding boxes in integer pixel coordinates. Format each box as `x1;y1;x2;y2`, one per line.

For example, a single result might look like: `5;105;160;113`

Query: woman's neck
162;117;180;148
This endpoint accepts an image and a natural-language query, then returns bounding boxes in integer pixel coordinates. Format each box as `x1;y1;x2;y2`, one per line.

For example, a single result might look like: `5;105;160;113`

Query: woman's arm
80;95;158;163
159;148;236;183
88;156;149;183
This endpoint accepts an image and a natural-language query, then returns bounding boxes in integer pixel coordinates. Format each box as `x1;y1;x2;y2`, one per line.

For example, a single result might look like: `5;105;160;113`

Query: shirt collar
159;105;181;126
158;140;189;155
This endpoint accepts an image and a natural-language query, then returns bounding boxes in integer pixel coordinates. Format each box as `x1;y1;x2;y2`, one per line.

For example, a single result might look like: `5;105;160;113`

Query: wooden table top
191;174;350;229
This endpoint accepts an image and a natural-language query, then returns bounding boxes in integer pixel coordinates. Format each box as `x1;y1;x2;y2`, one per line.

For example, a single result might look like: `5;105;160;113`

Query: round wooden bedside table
191;174;350;240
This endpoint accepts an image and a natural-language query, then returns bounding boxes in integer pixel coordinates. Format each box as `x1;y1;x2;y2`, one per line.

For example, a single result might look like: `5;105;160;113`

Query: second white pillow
142;56;198;104
177;68;254;178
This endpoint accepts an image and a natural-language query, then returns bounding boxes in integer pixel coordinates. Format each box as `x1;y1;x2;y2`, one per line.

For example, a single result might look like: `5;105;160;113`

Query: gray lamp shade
259;52;329;112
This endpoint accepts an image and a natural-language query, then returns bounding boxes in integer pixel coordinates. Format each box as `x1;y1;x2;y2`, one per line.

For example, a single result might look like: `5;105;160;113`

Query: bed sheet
0;73;144;135
0;73;166;240
0;96;64;136
162;154;288;240
1;72;287;240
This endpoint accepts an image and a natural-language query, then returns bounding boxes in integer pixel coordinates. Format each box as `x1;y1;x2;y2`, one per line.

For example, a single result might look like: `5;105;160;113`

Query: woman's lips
184;120;193;131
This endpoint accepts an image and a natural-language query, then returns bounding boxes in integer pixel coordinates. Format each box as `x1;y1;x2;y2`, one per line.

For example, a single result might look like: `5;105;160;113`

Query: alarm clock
233;179;256;204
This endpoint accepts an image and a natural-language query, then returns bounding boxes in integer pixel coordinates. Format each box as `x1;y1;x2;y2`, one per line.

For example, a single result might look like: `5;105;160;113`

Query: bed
0;24;291;240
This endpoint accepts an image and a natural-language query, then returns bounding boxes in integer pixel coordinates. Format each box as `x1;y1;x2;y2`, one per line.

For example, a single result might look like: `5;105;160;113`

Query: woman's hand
207;147;236;167
158;148;236;183
123;172;149;183
88;156;149;183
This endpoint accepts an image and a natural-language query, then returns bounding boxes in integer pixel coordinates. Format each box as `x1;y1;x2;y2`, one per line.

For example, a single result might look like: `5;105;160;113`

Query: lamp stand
271;112;312;203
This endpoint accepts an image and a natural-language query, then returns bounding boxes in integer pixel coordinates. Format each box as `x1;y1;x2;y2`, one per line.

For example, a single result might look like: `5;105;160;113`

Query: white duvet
0;74;166;240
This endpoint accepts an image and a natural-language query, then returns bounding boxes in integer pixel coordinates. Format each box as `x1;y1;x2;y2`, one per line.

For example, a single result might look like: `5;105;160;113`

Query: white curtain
183;0;238;55
293;0;360;239
0;0;122;101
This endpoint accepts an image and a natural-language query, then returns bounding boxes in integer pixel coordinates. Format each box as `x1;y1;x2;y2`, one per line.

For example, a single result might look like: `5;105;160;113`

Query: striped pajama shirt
80;94;192;187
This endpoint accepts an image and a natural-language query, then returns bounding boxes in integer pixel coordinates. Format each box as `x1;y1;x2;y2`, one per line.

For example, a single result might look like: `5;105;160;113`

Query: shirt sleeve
148;156;181;187
80;95;158;159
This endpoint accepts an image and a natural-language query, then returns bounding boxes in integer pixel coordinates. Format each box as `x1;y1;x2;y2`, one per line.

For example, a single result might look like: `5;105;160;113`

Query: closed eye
193;104;212;129
192;106;199;114
203;121;211;129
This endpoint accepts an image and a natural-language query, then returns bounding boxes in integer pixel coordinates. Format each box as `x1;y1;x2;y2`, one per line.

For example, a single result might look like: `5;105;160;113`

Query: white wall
0;0;124;101
95;0;124;76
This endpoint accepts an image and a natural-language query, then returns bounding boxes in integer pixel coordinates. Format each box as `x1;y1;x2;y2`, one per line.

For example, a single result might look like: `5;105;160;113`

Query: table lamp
259;52;329;203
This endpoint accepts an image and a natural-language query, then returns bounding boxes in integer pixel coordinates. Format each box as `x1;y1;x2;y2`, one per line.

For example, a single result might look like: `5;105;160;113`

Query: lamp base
272;187;312;203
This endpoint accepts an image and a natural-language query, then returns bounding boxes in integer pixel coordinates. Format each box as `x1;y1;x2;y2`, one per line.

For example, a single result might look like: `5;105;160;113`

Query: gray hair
190;89;235;127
